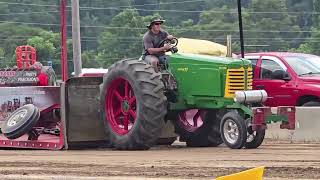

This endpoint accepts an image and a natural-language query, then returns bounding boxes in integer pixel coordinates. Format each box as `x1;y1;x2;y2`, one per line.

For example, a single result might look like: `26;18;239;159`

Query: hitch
278;106;296;130
252;107;270;131
252;106;296;131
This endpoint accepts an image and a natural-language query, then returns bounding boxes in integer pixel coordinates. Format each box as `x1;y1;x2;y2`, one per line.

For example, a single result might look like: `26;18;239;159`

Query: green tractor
100;38;295;150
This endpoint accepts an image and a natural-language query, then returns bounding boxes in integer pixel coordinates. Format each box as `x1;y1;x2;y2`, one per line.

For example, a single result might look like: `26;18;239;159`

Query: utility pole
71;0;82;77
60;0;68;81
227;35;232;57
237;0;245;58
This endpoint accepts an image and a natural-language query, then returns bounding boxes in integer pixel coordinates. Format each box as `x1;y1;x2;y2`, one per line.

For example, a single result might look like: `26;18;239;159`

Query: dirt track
0;140;319;179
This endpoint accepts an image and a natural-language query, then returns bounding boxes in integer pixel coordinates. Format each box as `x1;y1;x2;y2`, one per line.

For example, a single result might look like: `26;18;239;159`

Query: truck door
254;56;295;107
244;55;260;80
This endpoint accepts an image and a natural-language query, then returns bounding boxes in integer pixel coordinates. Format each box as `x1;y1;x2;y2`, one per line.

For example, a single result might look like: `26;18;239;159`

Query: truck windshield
284;56;320;76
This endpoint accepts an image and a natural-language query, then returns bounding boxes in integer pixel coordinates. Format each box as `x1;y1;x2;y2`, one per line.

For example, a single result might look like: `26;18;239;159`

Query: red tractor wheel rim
178;109;205;132
105;77;137;135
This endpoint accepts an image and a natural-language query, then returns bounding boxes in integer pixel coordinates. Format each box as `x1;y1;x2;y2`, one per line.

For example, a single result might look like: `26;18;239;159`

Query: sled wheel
101;60;167;150
220;111;247;149
2;104;40;140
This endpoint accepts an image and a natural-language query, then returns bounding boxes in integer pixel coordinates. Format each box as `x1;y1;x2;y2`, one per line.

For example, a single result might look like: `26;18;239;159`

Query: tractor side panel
64;77;108;147
169;57;225;98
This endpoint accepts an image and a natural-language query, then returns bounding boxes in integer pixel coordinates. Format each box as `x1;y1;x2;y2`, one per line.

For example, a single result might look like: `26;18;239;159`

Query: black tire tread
220;111;247;149
4;105;40;139
101;59;167;150
174;110;222;147
245;129;266;149
207;111;223;147
157;137;177;145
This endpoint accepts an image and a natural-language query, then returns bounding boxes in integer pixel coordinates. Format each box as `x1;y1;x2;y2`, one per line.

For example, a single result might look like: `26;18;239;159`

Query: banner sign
0;70;37;86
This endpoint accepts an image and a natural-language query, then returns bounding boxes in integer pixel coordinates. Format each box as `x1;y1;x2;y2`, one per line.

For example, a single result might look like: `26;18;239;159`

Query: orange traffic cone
216;166;264;180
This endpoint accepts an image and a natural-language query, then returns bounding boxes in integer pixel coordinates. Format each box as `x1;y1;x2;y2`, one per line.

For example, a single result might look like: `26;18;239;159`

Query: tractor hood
169;53;251;69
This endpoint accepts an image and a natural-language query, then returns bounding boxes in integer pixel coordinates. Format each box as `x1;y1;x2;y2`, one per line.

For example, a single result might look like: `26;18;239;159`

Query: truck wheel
220;111;247;149
245;119;265;149
101;60;167;150
173;110;222;147
1;104;40;139
302;101;320;106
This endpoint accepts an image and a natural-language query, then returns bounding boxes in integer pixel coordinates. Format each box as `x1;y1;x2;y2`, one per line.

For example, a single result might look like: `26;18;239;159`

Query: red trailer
0;0;111;150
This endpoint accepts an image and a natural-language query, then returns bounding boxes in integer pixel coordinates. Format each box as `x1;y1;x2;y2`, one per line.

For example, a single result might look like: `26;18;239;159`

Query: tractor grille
224;67;253;98
247;67;253;90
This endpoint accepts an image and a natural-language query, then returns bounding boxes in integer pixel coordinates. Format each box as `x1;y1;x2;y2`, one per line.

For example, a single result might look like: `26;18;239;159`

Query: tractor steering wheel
158;38;179;52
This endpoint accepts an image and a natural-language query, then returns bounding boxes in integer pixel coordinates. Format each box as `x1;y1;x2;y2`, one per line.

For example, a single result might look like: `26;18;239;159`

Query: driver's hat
147;17;165;29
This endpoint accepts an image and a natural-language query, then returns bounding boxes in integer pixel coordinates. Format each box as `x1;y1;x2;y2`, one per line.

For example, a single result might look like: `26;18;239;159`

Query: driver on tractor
142;17;175;72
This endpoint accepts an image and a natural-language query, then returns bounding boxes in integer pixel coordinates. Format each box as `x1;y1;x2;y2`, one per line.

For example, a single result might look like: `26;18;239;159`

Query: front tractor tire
220;111;247;149
245;119;266;149
101;60;167;150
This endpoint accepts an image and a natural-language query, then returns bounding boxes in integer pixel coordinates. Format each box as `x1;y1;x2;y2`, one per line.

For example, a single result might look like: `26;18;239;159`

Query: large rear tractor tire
101;60;167;150
220;111;247;149
173;110;222;147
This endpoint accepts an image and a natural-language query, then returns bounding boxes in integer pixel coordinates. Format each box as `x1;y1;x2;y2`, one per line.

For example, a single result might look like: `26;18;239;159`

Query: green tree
313;0;320;27
293;28;320;55
0;23;42;67
195;6;239;45
0;0;317;69
242;0;301;51
0;0;59;24
287;0;313;27
158;0;206;26
26;31;60;65
96;9;148;67
82;50;101;68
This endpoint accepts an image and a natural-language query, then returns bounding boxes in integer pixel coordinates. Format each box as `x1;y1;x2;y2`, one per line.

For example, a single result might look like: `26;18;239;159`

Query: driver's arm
144;36;168;55
147;46;171;55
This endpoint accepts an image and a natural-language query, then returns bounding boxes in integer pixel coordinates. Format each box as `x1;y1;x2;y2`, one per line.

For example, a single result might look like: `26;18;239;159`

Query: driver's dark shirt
142;30;168;56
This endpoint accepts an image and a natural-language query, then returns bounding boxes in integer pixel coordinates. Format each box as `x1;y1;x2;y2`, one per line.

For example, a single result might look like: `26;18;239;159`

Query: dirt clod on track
0;140;319;179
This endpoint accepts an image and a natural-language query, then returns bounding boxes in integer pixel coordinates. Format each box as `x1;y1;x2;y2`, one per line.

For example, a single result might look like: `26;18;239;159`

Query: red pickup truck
244;52;320;107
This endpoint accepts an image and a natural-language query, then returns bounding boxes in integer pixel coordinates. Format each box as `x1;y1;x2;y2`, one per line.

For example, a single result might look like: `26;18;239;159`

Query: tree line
0;0;319;73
